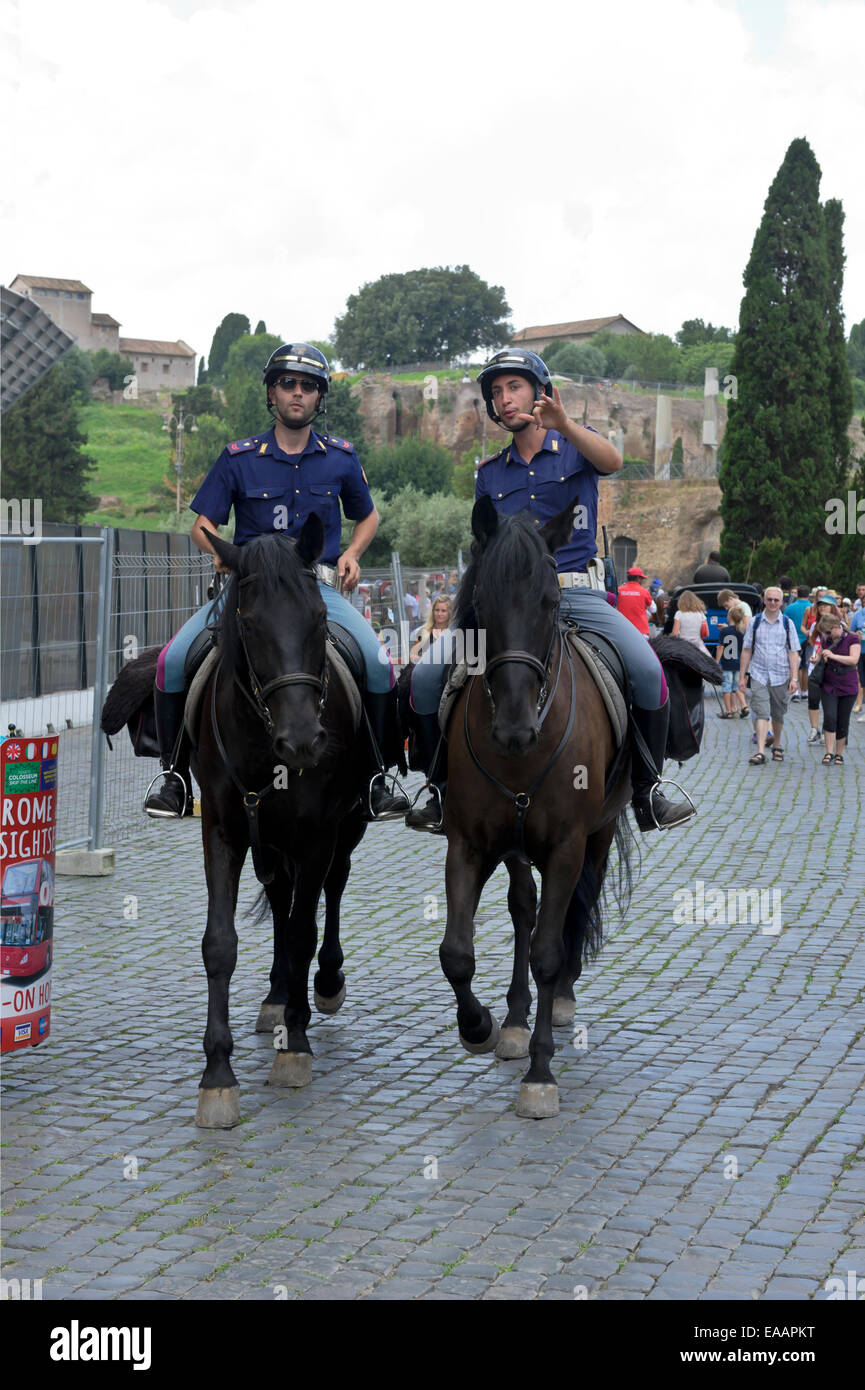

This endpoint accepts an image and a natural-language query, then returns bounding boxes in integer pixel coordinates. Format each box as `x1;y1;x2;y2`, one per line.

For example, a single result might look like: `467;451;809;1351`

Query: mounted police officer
406;347;695;834
145;342;409;823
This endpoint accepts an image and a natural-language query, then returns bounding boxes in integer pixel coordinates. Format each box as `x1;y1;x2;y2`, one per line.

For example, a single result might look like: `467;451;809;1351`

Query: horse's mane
218;533;325;668
455;511;554;627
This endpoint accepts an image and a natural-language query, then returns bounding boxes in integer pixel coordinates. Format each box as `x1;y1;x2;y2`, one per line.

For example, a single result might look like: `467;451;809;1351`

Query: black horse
189;520;375;1128
436;498;635;1118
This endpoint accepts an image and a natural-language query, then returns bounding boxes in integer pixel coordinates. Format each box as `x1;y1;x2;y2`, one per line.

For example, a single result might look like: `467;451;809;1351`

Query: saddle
183;622;365;745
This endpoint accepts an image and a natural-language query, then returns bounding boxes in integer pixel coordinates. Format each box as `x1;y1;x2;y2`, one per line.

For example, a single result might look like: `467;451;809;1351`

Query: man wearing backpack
739;587;800;765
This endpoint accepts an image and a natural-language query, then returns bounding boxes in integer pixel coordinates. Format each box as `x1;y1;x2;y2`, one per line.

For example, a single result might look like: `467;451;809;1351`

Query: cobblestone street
2;700;863;1302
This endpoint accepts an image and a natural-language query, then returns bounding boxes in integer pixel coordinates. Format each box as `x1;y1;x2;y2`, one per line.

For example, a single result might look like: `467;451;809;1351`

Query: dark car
664;583;763;645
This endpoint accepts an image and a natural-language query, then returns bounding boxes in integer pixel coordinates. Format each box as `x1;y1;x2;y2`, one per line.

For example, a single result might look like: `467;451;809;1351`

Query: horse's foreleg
440;838;499;1053
314;809;364;1014
497;857;537;1059
519;847;584;1118
255;863;296;1033
269;836;335;1089
196;824;245;1129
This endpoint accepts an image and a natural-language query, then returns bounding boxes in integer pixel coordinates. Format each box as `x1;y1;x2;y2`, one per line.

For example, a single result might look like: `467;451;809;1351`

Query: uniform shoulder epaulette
478;452;499;467
227;436;261;454
325;434;354;452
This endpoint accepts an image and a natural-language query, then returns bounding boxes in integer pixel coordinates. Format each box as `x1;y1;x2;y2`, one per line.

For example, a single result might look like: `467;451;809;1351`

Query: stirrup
406;780;444;829
143;767;189;818
642;776;696;831
365;770;410;822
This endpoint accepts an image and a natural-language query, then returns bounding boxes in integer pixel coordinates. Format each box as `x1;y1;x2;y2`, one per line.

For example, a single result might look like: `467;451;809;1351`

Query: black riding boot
631;699;695;831
143;689;193;819
361;689;410;822
405;710;447;834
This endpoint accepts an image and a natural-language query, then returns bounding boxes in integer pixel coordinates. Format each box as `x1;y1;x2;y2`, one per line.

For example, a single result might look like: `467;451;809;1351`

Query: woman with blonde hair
672;590;710;655
410;594;453;663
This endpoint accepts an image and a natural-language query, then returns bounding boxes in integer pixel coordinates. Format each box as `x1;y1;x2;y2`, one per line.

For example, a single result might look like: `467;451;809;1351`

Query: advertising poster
1;735;58;1050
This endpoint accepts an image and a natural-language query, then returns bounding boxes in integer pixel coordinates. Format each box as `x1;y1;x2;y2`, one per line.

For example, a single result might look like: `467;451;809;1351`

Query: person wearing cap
617;566;655;638
143;341;409;823
406;348;695;835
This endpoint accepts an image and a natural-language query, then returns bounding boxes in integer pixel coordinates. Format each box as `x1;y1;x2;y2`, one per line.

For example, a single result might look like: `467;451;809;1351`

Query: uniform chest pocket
239;484;293;532
488;478;526;510
299;483;338;524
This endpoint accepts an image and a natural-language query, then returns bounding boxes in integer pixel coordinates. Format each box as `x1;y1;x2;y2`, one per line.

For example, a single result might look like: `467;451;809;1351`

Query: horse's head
202;518;330;769
466;496;578;756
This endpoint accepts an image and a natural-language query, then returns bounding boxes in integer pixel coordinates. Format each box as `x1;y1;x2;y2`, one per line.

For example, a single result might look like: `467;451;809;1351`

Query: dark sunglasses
276;376;319;394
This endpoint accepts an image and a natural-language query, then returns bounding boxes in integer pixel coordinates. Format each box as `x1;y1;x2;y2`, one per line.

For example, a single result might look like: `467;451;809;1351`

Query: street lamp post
162;404;197;515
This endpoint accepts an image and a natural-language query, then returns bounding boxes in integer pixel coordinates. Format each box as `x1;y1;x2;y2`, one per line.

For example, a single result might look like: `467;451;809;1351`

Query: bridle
209;564;330;886
465;553;576;862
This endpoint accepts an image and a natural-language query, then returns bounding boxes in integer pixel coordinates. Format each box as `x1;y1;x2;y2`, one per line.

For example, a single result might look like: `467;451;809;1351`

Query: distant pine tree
719;138;834;581
3;360;97;521
254;320;267;335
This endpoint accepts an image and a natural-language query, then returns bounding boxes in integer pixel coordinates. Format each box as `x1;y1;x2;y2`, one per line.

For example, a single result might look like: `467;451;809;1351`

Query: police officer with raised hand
406;348;695;834
145;342;409;823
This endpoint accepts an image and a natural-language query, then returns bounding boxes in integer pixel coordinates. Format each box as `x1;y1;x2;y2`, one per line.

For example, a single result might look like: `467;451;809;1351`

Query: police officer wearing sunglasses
145;342;409;823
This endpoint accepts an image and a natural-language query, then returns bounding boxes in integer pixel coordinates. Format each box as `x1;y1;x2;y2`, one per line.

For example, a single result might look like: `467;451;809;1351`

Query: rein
463;625;577;864
208;568;330;886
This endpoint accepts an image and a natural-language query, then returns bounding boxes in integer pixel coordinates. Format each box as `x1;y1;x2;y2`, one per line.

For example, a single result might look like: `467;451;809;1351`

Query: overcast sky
5;0;864;365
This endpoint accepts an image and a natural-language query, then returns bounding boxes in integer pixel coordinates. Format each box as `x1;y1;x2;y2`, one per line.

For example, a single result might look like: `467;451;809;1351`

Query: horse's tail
575;810;636;962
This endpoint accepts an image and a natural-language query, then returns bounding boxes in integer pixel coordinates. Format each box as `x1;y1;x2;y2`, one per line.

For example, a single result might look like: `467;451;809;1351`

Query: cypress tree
719;138;834;580
823;198;853;490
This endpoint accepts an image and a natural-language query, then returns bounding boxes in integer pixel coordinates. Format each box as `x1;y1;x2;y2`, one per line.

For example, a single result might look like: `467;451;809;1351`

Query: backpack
752;611;795;650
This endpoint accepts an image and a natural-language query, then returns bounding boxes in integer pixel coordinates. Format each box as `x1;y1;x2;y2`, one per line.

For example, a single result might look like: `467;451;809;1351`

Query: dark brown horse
438;497;634;1118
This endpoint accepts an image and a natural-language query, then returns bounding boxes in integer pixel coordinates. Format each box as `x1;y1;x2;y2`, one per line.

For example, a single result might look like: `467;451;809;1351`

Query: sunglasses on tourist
276;376;320;394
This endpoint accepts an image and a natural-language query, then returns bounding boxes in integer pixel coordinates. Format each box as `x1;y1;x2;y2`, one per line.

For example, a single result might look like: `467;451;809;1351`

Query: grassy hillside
80;402;191;531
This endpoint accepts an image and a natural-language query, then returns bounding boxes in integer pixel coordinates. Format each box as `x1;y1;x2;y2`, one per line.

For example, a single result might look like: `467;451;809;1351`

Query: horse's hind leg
314;809;364;1014
440;838;500;1054
255;863;296;1033
196;824;245;1129
497;857;536;1060
553;821;616;1028
269;836;335;1089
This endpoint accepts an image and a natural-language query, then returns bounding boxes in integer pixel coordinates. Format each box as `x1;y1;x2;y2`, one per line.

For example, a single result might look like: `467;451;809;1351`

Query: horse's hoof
552;997;576;1027
314;982;346;1015
496;1026;531;1060
516;1082;559;1119
195;1086;241;1129
268;1051;312;1088
255;1003;285;1033
459;1013;500;1055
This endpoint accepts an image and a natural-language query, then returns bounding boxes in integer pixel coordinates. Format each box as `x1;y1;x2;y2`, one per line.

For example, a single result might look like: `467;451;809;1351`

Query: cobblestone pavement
2;698;863;1301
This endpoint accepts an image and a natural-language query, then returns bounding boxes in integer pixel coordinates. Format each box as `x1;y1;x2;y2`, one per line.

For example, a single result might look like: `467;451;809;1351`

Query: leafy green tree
333;266;511;368
3;361;97;520
546;343;606;378
59;346;96;403
678;341;736;384
254;319;267;335
89;349;135;390
824;198;854;489
224;332;282;381
172;384;222;421
675;319;734;346
224;376;269;441
180;412;230;491
453;442;483;499
375;486;472;566
847;319;865;377
365;436;453;499
207;313;251;382
719;137;835;579
589;330;679;381
830;431;864;594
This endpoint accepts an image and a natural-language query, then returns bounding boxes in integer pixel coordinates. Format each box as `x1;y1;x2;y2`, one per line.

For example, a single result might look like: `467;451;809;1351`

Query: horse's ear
296;513;325;567
471;495;499;547
201;528;241;572
539;501;578;557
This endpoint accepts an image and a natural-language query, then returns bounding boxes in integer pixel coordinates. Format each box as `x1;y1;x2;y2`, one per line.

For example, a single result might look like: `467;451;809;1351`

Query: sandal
821;752;833;765
717;711;733;719
739;708;750;718
748;753;767;765
834;754;844;765
772;747;784;761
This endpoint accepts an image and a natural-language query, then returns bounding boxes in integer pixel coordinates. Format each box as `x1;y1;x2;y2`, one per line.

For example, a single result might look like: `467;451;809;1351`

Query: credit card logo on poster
39;758;57;791
4;762;40;794
38;1015;48;1035
14;1022;32;1042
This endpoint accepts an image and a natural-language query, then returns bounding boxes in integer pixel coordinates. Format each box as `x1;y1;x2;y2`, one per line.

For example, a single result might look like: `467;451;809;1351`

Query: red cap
627;566;647;578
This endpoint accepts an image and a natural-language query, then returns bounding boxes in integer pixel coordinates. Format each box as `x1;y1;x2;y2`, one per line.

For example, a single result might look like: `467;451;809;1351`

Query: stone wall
598;478;723;590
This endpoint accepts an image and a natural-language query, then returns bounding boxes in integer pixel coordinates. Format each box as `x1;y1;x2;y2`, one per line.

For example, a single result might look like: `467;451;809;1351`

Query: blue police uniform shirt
190;426;374;563
475;427;602;572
